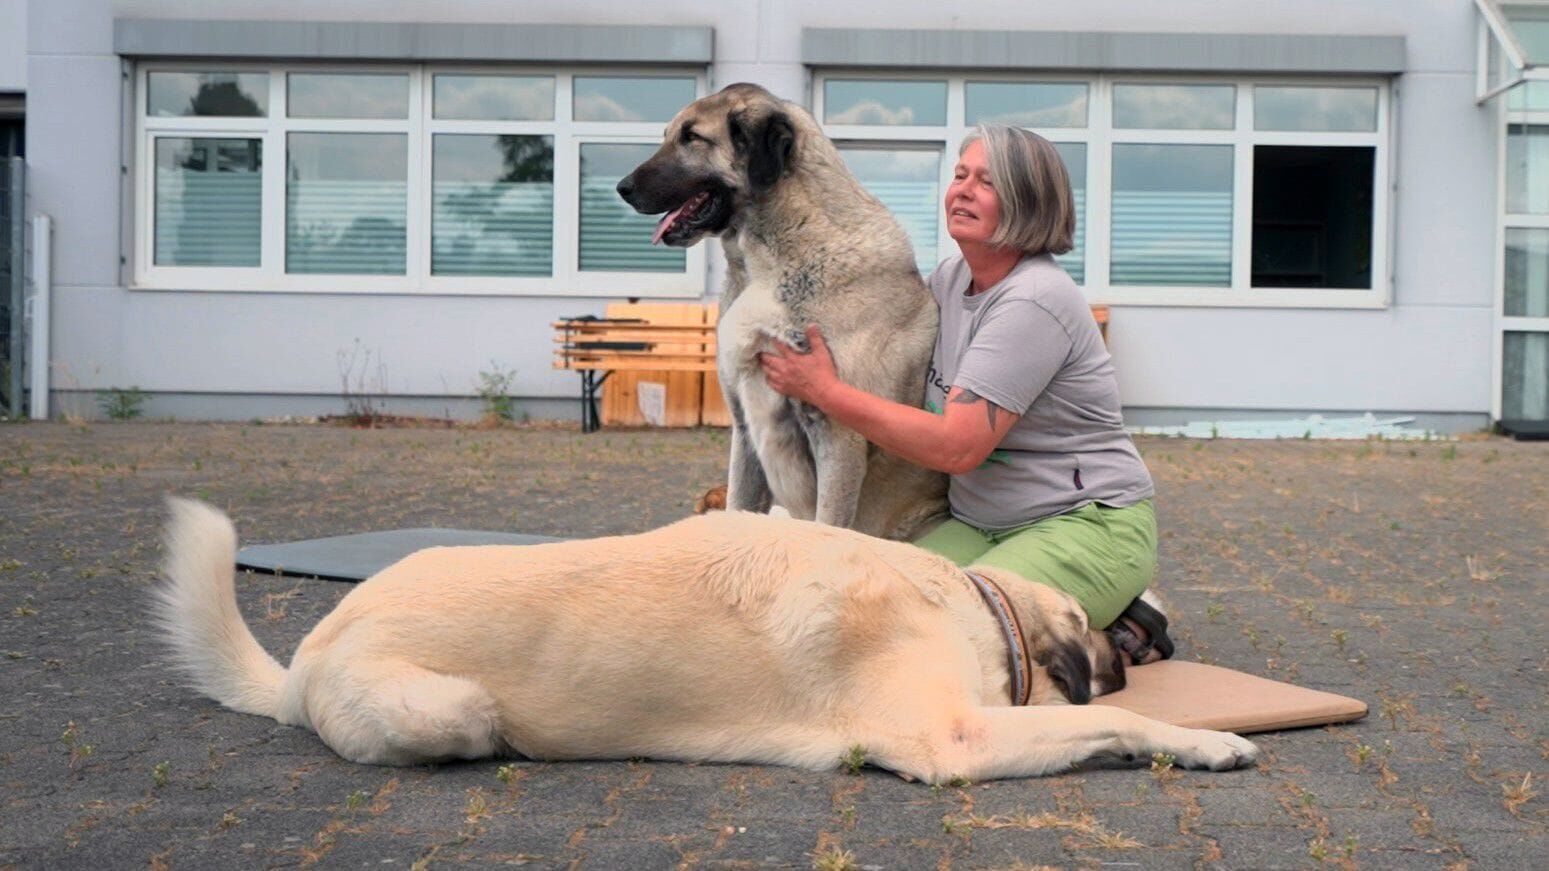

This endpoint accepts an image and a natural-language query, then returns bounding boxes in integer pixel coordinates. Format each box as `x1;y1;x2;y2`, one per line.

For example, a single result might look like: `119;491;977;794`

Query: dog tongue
651;202;691;246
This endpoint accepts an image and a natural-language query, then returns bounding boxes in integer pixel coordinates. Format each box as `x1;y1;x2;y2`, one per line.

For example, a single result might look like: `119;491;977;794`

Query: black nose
616;175;635;201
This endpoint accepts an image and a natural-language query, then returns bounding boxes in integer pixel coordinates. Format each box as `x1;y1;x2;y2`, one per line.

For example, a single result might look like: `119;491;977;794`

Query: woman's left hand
758;324;839;407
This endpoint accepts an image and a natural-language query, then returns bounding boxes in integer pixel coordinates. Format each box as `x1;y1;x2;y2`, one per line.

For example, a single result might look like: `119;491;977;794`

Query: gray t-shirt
925;253;1155;530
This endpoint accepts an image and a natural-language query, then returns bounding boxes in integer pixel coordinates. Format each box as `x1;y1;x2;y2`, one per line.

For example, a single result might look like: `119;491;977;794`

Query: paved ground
0;422;1544;870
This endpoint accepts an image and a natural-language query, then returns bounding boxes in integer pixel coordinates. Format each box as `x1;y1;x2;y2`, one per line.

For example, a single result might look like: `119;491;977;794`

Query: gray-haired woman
760;123;1171;664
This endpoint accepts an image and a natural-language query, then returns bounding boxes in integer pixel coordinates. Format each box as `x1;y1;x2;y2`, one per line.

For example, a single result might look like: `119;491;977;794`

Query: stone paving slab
0;423;1544;869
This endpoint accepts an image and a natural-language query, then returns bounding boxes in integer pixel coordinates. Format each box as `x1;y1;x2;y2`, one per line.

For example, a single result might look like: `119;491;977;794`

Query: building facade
13;0;1541;431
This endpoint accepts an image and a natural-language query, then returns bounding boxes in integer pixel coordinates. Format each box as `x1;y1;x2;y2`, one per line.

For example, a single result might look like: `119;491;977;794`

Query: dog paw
1172;729;1260;771
760;326;809;353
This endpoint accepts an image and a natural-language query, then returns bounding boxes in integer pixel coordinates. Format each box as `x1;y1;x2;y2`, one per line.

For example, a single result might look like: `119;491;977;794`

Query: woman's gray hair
960;124;1075;256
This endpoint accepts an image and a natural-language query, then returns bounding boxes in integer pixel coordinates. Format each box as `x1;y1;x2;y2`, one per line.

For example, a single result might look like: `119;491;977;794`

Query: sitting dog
153;499;1256;781
617;83;947;541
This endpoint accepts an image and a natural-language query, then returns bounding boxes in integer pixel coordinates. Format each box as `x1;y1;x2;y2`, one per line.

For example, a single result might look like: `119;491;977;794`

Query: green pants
913;500;1157;629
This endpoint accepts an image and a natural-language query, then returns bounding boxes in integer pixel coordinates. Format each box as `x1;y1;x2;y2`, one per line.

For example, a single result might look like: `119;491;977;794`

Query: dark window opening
1251;145;1374;288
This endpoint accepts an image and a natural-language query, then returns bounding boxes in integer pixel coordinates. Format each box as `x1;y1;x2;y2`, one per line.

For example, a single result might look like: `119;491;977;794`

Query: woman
759;124;1170;664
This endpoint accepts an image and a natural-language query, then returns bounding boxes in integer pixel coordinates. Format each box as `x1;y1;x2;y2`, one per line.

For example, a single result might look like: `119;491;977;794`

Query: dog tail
152;497;287;718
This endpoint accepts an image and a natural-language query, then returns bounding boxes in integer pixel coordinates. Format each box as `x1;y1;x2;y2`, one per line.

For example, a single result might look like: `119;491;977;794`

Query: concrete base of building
43;391;1495;436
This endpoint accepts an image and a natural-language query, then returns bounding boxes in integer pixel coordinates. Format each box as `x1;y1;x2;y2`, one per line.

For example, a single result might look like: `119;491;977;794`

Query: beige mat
1093;660;1367;733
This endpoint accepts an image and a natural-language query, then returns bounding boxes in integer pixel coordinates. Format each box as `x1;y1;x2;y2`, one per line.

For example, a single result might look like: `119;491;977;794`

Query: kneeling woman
759;123;1170;664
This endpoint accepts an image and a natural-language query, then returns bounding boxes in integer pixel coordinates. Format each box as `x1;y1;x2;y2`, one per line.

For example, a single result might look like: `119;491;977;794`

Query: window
814;73;1390;308
135;65;706;296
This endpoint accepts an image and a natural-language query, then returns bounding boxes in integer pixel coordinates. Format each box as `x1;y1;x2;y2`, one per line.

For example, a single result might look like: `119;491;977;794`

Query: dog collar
964;569;1033;707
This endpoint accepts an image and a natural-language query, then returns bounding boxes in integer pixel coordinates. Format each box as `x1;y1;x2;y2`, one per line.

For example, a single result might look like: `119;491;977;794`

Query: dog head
616;82;797;247
973;568;1127;705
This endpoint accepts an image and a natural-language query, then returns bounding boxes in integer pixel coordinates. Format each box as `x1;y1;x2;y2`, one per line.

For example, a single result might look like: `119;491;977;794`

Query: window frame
812;70;1393;309
132;61;707;297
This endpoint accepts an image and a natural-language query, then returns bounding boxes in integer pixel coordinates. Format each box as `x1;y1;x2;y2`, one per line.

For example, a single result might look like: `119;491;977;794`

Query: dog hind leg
308;660;505;766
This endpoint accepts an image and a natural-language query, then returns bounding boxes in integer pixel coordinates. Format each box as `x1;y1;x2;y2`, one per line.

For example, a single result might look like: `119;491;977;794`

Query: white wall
0;0;25;91
29;0;1500;419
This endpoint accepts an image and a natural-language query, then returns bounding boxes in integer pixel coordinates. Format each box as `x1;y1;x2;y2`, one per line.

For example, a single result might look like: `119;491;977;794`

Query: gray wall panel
802;28;1405;74
114;19;713;63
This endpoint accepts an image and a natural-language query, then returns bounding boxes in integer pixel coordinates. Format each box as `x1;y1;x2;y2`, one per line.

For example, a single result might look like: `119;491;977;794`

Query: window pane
837;147;941;273
434;75;555;121
1254;86;1377;132
1112;84;1235;130
573;77;696;123
286;133;407;274
148;72;268;117
1504;6;1549;65
1053;142;1086;285
824;80;947;126
154;138;261;267
432;135;554;277
965;82;1087;128
1502;331;1549;422
287;73;409;119
1251;146;1373;289
578;143;685;272
1111;144;1233;286
1506;228;1549;317
1507;124;1549;214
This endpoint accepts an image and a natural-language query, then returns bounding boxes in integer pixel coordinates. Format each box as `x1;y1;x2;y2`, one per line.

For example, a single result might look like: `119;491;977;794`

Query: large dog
154;499;1257;781
617;83;946;541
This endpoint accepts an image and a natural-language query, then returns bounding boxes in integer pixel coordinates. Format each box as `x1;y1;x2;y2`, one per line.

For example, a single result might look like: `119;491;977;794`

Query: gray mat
236;528;565;582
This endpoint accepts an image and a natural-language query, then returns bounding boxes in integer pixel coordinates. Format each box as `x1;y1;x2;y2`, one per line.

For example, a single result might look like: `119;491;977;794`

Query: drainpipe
27;214;50;421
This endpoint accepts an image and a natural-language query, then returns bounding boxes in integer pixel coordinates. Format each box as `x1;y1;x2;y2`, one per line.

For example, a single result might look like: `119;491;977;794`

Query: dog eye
681;130;704;144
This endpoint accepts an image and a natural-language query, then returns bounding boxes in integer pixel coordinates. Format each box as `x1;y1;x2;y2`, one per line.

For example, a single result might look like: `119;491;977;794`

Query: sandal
1107;596;1175;664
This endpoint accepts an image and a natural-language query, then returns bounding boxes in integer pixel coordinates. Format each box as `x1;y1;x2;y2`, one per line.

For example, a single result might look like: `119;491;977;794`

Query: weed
495;763;517;785
1331;629;1348;650
1503;772;1536;817
464;788;490;823
1150;752;1176;776
59;721;94;769
1349;744;1373;769
219;811;240;829
840;744;867;775
811;845;858;871
96;387;147;420
475;364;519;423
153;761;170;788
336;340;389;427
346;789;368;811
1206;602;1224;622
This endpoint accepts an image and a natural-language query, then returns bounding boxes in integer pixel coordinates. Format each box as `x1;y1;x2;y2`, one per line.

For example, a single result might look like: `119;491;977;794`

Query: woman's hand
758;324;838;407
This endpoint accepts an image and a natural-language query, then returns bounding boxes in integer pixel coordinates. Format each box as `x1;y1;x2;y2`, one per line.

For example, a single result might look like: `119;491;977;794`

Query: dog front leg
887;706;1259;784
726;397;773;513
800;409;867;530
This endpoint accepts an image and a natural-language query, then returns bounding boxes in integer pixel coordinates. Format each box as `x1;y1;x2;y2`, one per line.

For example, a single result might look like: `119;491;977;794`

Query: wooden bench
553;303;724;433
554;302;1109;432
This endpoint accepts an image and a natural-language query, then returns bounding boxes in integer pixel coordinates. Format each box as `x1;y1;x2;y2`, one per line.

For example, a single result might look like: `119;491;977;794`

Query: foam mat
235;528;562;582
1094;660;1367;733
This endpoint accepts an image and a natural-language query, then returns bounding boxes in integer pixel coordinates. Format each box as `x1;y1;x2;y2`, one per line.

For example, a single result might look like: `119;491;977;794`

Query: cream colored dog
153;498;1258;782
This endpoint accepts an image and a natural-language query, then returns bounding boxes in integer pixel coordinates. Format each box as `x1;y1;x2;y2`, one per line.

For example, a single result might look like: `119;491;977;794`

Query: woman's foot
1107;597;1175;666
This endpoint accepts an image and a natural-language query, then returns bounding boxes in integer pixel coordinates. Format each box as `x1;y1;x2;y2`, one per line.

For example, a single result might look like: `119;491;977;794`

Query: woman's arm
758;325;1019;475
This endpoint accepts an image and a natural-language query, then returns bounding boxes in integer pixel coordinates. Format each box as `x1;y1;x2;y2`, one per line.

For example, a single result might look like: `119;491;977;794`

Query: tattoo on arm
950;388;1000;430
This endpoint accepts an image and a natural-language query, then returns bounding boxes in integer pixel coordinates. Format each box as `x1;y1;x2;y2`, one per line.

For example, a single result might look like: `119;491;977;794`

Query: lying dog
153;499;1256;781
617;83;947;541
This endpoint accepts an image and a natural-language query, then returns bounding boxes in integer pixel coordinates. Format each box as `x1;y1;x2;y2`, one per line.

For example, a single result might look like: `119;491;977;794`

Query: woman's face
945;139;1001;247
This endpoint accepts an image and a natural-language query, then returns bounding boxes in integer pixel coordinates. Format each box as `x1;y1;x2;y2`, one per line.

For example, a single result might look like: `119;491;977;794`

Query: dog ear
730;109;795;191
1046;638;1095;705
